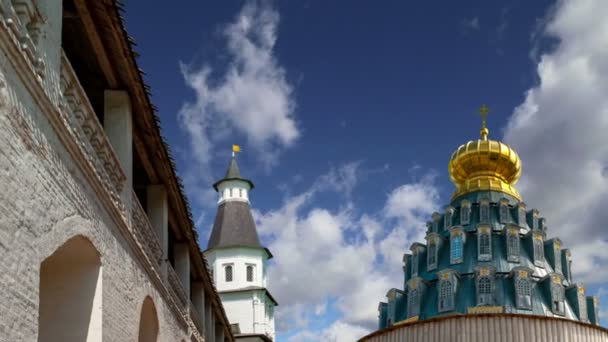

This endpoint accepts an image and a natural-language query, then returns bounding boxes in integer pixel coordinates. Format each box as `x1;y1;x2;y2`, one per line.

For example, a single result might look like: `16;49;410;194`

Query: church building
204;154;278;342
360;108;608;342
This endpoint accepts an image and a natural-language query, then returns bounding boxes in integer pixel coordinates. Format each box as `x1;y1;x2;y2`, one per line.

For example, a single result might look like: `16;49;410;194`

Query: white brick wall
0;2;218;341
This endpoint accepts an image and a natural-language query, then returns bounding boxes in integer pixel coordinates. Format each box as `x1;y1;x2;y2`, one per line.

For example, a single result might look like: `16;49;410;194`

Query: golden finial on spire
479;104;490;140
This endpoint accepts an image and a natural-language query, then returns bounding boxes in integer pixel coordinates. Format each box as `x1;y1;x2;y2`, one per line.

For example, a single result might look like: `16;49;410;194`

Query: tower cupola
448;105;522;201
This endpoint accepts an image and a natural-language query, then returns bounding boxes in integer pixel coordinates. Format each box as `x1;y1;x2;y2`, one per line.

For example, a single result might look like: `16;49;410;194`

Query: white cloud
504;0;608;284
256;163;441;338
178;0;299;206
287;321;371;342
461;17;480;31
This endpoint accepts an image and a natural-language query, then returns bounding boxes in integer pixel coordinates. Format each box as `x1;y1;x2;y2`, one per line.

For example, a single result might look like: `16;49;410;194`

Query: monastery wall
0;33;189;342
0;1;228;341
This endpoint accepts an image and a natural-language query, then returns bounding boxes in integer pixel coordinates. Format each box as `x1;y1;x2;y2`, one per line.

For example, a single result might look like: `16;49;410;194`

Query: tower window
408;288;420;318
518;206;526;227
460;202;471;225
507;229;520;263
551;282;565;316
450;234;463;264
533;235;544;267
479;202;490;223
578;289;588;321
477;226;492;261
438;279;454;312
411;253;419;277
444;208;454;229
553;241;562;273
427;242;437;271
225;265;233;282
499;203;509;223
246;265;254;282
515;278;532;310
477;276;494;306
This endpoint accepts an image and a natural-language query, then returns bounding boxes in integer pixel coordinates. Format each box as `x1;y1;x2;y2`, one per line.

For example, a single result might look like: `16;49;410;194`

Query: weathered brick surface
0;28;192;342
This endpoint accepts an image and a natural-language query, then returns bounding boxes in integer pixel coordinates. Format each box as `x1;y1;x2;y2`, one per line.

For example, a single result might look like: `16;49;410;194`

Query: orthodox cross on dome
479;104;490;140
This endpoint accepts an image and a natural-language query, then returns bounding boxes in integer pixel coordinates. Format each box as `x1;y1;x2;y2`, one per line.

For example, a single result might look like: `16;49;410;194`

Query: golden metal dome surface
448;106;522;201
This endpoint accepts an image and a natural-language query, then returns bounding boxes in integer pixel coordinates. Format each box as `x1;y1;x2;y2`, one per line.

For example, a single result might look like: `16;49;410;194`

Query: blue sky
123;1;608;340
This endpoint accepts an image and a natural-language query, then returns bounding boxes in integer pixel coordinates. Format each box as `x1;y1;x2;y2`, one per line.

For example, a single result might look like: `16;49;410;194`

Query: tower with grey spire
204;156;277;342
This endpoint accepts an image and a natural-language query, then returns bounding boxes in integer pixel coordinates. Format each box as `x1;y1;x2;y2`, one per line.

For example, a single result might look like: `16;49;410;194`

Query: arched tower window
479;199;490;223
432;212;441;233
506;227;520;263
460;200;471;225
517;204;527;227
450;230;464;265
578;288;588;321
477;276;494;306
499;200;510;224
477;226;492;261
438;279;454;312
444;207;454;229
407;288;420;318
551;281;565;316
411;252;419;277
515;278;532;309
427;243;437;271
533;233;545;267
225;265;233;282
246;265;254;282
531;210;539;230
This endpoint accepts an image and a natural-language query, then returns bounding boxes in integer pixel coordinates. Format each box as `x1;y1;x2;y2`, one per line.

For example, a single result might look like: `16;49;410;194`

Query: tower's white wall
219;291;275;339
206;248;268;291
205;247;275;339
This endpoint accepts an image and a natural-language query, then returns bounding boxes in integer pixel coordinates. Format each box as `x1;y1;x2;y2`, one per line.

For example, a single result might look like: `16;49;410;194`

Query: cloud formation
255;163;441;340
178;0;299;205
504;0;608;284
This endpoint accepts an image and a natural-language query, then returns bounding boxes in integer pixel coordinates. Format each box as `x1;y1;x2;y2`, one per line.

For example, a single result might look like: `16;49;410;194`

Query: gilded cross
479;104;489;130
479;104;490;140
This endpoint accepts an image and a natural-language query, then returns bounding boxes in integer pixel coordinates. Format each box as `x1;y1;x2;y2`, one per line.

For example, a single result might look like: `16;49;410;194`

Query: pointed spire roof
206;201;270;255
206;156;271;258
212;157;255;191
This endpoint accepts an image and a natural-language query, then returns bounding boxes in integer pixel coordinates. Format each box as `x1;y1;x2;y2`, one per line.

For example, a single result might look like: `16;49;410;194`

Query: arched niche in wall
38;235;102;342
138;296;159;342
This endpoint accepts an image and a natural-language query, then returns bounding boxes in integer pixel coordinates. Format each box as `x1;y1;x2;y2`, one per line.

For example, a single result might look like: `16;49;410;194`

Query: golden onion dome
448;106;522;201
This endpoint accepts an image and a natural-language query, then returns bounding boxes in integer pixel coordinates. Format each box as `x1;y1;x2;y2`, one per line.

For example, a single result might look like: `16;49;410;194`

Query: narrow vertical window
531;211;539;230
444;208;454;229
225;265;233;282
551;282;565;315
477;276;494;306
239;189;243;198
461;203;471;225
411;253;419;277
554;243;562;273
427;243;437;271
438;280;454;312
507;229;520;263
246;265;254;282
477;226;492;261
451;234;463;264
479;202;490;223
499;203;509;223
578;289;588;321
515;278;532;309
533;235;544;267
518;206;526;227
408;288;420;318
